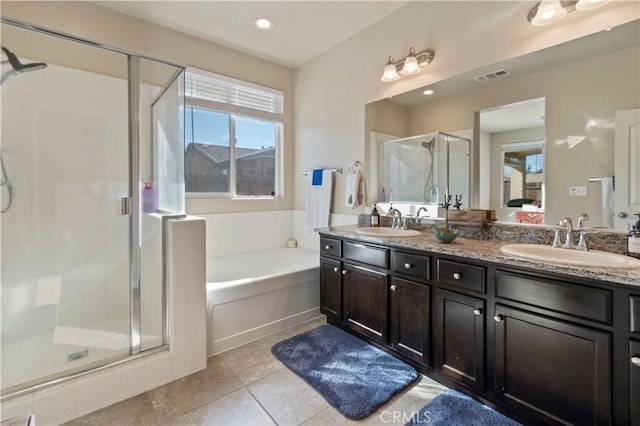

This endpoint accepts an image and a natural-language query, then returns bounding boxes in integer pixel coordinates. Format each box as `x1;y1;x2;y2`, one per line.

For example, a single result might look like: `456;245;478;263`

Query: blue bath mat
271;324;418;420
406;389;522;426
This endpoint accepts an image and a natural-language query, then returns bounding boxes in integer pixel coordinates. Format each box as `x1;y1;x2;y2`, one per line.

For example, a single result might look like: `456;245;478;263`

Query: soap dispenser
627;213;640;259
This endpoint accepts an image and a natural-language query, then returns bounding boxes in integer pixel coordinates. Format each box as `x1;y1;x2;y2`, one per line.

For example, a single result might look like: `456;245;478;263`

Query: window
501;141;544;208
184;69;283;197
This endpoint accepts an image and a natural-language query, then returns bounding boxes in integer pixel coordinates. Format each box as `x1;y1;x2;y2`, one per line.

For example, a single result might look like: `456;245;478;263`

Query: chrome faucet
577;213;589;229
558;217;574;249
389;208;403;229
416;207;429;224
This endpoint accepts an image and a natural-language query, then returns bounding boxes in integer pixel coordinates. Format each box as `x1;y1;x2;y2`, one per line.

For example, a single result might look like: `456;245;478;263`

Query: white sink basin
500;244;640;269
356;227;421;238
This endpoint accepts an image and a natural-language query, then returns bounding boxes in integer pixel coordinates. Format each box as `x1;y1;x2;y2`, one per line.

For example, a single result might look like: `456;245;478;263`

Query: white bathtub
205;247;321;356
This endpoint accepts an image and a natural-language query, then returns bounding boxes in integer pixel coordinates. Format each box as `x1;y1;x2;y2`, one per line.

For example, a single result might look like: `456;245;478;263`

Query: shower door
1;25;133;393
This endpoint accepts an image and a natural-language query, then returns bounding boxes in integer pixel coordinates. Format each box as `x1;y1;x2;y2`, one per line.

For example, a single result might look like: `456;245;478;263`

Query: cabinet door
632;340;640;426
435;289;485;390
390;277;430;365
343;263;388;343
320;257;342;321
494;305;611;425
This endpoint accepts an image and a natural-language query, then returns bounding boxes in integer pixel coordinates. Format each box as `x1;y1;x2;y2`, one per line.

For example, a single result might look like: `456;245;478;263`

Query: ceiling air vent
473;69;510;82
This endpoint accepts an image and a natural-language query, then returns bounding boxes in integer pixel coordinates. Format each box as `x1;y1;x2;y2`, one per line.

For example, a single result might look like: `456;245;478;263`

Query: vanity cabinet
494;305;611;425
318;232;635;425
630;340;640;426
343;263;388;342
435;289;485;391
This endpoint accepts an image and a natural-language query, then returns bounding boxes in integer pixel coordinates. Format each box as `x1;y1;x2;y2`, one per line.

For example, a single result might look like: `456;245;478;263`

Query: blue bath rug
405;389;522;426
271;324;418;420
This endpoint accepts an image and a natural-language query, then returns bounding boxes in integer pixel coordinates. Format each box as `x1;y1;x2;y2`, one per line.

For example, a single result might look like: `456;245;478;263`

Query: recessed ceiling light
423;89;434;95
253;18;273;30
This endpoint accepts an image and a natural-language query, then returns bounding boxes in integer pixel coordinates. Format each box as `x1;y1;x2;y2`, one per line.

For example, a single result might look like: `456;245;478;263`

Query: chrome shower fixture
421;137;436;150
1;46;48;85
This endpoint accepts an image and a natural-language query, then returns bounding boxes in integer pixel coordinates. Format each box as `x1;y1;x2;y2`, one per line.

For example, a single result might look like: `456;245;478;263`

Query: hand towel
305;169;334;231
601;177;615;228
312;169;323;186
345;170;361;209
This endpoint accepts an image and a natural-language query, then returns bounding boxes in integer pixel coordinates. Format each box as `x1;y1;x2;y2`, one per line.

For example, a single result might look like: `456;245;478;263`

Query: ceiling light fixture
253;18;273;30
423;89;434;96
527;0;611;26
380;47;435;82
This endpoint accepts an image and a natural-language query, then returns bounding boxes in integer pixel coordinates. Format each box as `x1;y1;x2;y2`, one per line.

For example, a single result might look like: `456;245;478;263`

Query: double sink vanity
318;224;640;425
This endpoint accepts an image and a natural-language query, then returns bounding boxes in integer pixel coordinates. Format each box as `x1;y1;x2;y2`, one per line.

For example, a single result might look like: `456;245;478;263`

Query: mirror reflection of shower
421;137;439;203
1;46;48;213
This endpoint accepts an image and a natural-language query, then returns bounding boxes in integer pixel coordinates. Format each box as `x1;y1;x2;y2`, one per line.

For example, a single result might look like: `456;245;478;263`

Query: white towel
305;169;334;231
345;170;361;209
601;177;615;229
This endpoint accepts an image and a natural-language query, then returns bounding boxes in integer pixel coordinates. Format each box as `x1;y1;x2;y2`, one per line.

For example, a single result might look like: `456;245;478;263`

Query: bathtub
205;247;321;356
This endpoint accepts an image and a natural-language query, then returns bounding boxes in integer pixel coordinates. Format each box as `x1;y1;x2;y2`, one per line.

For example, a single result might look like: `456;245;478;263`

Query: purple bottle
142;181;157;213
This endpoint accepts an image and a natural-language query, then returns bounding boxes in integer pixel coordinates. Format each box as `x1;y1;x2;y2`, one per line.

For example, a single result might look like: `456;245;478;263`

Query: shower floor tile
65;318;447;425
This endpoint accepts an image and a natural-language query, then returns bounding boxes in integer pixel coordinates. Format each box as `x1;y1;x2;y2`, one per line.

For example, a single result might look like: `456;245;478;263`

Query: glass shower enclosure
0;18;185;396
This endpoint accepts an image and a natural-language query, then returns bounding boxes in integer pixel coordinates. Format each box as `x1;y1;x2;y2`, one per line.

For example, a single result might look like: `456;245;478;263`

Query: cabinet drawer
320;237;341;258
496;271;612;324
437;259;485;294
344;241;389;269
632;295;640;334
392;251;431;280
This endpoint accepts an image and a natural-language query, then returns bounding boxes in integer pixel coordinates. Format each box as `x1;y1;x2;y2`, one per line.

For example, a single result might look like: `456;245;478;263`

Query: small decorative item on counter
433;227;459;243
370;204;380;227
142;181;158;213
453;194;463;210
380;187;386;202
627;213;640;259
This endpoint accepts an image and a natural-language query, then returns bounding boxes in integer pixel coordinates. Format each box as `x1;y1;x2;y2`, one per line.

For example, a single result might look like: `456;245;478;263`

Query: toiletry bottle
142;181;158;213
371;204;380;227
389;187;393;202
380;187;386;202
627;213;640;259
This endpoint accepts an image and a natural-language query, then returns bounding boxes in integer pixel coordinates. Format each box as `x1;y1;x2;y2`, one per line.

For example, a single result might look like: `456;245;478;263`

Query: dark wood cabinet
435;289;485;391
319;257;342;321
343;263;388;342
389;277;430;365
494;304;612;425
632;340;640;426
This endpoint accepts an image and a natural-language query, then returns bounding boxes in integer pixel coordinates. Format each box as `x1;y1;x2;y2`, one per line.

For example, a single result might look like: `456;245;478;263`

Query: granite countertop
320;225;640;288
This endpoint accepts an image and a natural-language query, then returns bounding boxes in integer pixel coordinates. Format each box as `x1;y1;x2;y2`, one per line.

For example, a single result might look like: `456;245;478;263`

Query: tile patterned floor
66;318;446;425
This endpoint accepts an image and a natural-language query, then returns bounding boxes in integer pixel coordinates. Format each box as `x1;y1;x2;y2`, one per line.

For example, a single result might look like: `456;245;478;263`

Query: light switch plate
569;186;588;196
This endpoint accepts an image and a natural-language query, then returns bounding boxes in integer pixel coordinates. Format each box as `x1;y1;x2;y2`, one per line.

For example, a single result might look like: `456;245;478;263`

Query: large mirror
365;20;639;230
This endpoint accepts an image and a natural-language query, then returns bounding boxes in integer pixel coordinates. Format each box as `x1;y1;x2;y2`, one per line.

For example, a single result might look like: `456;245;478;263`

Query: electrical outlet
569;186;588;196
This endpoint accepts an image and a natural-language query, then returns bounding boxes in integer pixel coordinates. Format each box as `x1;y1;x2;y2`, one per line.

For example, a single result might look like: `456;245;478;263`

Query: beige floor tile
248;368;329;426
64;393;158;426
163;387;275;426
301;406;363;426
148;356;244;423
219;318;326;386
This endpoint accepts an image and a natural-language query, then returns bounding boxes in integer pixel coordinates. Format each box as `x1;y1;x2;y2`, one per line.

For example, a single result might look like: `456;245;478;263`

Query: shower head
1;46;48;85
421;137;436;150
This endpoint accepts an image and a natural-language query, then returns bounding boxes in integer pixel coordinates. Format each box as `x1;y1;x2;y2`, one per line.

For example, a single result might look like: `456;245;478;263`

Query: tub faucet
559;217;574;249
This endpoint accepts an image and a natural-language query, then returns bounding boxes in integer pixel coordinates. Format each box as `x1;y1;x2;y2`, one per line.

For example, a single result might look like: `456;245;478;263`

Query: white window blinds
186;68;283;122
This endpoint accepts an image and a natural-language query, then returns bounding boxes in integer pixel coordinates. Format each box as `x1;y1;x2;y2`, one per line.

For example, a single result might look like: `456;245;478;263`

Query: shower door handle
120;196;132;215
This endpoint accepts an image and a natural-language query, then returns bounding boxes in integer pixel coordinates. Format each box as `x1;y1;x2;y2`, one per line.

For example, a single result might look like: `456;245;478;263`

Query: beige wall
1;1;295;214
294;1;639;215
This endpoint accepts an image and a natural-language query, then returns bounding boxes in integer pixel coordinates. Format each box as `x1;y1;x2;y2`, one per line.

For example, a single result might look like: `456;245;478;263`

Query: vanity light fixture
380;47;435;82
527;0;611;26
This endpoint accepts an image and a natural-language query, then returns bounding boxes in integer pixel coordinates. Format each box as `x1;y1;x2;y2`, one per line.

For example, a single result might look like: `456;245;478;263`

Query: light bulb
381;57;400;82
531;0;567;26
400;48;421;75
575;0;611;11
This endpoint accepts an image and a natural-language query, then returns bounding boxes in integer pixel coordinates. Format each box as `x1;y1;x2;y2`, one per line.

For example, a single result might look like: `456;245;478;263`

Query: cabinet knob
453;272;462;280
473;308;483;316
632;356;640;367
333;267;339;272
342;270;347;275
494;314;504;323
325;245;332;250
391;285;397;291
404;262;412;269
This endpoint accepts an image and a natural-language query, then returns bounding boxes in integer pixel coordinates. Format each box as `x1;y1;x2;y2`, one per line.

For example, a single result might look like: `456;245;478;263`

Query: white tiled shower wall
0;217;206;425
